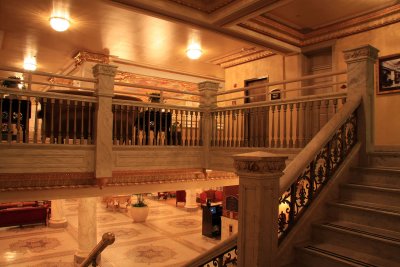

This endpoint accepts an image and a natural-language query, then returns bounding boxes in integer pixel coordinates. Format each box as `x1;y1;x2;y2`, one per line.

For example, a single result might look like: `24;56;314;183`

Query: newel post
343;45;379;156
198;81;219;169
233;152;287;267
92;64;117;188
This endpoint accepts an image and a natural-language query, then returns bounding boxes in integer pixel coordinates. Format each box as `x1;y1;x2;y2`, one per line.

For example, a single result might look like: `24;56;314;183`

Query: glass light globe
23;57;37;71
49;16;70;32
186;43;202;60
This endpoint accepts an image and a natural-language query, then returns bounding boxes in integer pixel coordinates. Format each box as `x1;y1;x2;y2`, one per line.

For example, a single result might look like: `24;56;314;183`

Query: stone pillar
343;45;379;155
184;189;198;211
92;64;117;188
198;81;219;168
74;197;98;266
49;199;67;228
233;152;287;267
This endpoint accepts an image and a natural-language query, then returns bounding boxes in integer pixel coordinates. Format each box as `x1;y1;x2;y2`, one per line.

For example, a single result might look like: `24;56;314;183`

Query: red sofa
0;203;50;227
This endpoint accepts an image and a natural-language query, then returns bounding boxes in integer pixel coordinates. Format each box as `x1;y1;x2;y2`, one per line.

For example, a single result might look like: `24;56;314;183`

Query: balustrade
210;94;346;149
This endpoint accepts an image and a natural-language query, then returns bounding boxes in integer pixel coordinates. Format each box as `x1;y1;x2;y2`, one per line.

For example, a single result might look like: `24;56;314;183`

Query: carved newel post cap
102;232;115;245
233;151;287;174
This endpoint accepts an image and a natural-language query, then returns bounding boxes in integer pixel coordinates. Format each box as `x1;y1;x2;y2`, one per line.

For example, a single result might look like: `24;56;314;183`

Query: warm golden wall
334;22;400;147
224;22;400;147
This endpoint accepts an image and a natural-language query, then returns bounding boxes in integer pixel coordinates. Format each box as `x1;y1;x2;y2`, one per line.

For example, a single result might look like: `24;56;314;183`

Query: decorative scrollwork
202;246;238;267
278;110;357;242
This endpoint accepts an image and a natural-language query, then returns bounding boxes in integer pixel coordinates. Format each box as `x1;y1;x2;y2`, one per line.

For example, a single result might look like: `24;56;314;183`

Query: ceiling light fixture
49;16;70;32
23;56;37;71
186;43;202;60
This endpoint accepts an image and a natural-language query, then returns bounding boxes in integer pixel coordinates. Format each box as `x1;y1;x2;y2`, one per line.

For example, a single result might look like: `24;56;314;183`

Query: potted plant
129;194;149;222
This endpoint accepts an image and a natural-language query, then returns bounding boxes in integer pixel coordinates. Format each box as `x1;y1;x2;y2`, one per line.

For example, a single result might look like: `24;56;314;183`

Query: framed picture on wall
378;54;400;95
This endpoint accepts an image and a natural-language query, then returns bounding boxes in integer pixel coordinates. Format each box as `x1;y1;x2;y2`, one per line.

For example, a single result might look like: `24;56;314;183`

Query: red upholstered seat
215;190;223;202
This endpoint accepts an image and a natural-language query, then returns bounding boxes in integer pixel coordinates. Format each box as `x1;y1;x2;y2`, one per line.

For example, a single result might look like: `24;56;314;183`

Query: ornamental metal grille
278;111;357;241
202;246;237;267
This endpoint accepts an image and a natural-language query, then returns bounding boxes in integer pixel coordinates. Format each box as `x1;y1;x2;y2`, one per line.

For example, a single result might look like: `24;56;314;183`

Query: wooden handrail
216;70;347;96
79;232;115;267
279;96;361;195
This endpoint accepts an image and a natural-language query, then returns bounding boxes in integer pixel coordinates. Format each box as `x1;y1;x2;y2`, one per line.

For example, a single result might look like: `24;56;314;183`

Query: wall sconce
49;16;70;32
186;43;202;60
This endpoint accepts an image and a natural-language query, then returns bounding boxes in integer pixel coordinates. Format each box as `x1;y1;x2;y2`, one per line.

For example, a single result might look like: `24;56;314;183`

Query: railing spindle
190;111;193;146
119;105;123;145
271;105;275;148
113;105;117;145
34;98;38;143
88;102;92;144
308;101;313;143
58;99;62;144
283;104;288;148
295;103;300;148
265;106;270;148
16;98;21;143
80;102;85;144
227;110;231;147
243;109;248;147
277;104;281;147
73;100;77;144
24;98;30;143
41;98;47;144
50;98;55;144
259;107;264;147
199;111;203;146
65;100;70;144
302;102;307;147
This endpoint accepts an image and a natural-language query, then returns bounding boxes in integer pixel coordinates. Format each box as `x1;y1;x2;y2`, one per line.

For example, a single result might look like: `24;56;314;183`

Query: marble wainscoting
0;197;221;266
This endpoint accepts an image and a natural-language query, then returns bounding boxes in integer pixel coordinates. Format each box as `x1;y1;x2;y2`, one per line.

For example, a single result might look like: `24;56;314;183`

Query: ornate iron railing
278;110;357;241
199;245;237;267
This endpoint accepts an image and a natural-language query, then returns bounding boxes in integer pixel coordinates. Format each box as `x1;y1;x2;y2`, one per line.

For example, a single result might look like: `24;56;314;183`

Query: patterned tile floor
0;198;221;266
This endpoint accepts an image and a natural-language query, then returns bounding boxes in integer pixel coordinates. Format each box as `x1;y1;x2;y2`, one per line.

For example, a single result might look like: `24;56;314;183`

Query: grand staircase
293;151;400;266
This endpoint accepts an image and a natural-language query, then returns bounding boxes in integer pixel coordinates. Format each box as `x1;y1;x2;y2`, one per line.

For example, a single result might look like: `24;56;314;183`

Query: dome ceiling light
49;16;70;32
186;43;202;60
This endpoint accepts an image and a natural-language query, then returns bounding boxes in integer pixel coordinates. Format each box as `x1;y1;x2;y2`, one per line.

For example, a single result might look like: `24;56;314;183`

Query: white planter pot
129;206;149;222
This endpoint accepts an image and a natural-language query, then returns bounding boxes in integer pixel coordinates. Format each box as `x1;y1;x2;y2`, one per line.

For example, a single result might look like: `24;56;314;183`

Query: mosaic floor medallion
30;261;74;267
9;237;60;253
167;218;200;228
149;209;171;216
128;245;177;264
97;215;116;223
110;228;141;239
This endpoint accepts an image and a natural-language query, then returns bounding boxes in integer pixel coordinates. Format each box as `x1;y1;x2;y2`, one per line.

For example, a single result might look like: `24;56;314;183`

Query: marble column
92;64;117;188
233;151;287;267
74;197;98;266
184;189;198;211
49;199;67;228
343;45;379;157
198;81;219;168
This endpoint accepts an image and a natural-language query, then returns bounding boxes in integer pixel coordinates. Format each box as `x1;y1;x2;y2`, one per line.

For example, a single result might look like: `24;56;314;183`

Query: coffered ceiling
0;0;398;81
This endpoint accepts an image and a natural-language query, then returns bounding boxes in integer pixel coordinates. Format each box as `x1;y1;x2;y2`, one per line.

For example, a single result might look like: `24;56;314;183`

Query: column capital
343;45;379;64
92;64;118;78
233;151;287;175
198;81;219;92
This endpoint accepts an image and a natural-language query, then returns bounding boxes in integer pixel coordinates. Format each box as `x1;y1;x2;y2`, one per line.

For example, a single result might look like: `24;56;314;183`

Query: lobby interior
1;0;400;266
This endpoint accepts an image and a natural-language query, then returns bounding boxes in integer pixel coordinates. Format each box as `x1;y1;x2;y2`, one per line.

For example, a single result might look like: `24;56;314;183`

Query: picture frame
377;54;400;95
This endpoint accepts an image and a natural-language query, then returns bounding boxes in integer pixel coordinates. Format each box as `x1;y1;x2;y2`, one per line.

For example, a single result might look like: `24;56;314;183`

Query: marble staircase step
349;167;400;189
367;151;400;168
339;183;400;207
312;220;400;262
295;242;399;267
327;201;400;232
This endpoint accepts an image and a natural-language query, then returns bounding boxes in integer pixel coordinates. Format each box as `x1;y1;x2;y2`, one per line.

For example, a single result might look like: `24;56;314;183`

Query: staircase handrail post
199;81;219;169
92;64;118;188
233;152;288;267
343;45;379;158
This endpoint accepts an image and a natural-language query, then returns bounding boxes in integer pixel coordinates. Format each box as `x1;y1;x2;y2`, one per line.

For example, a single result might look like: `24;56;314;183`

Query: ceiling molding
74;51;110;66
167;0;236;14
209;47;275;68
